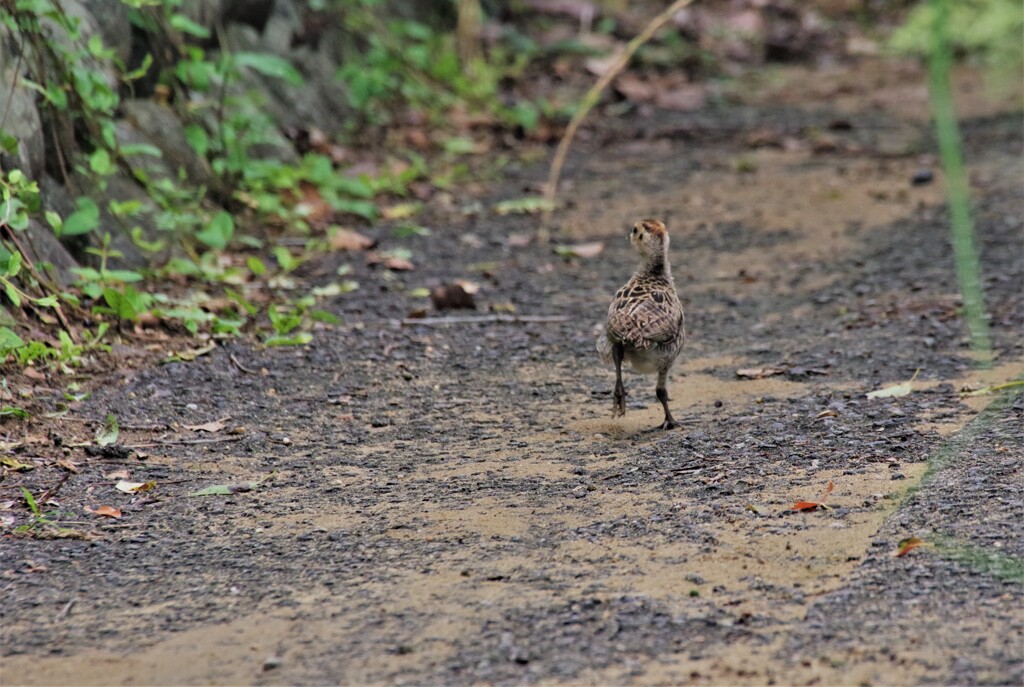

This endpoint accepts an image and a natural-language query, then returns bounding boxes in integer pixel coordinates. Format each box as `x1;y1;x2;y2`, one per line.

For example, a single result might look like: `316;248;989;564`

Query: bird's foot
612;388;627;417
659;418;677;430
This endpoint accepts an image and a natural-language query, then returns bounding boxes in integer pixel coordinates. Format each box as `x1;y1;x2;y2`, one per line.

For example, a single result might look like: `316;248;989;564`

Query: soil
2;59;1022;686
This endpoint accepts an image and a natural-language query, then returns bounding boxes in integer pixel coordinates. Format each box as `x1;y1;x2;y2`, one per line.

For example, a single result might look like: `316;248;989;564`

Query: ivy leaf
60;197;100;237
4;250;21;278
169;13;211;38
234;52;304;86
0;326;25;353
195;211;234;251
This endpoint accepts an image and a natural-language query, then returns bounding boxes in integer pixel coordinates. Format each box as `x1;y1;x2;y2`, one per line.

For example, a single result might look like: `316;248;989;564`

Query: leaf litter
791;481;835;512
183;417;230;433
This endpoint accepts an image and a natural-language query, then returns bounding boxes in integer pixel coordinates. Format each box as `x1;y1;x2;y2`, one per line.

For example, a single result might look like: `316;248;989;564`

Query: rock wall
0;0;366;273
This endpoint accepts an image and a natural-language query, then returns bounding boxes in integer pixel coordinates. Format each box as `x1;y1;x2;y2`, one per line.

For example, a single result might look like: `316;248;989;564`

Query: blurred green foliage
890;0;1024;71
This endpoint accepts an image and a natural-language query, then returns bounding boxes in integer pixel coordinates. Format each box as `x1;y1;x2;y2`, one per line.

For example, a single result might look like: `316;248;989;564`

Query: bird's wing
607;296;681;348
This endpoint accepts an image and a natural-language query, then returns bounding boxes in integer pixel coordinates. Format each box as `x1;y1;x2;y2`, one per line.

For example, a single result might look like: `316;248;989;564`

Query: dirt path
2;62;1022;686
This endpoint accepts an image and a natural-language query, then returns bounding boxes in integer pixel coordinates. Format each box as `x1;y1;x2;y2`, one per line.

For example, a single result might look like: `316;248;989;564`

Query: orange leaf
896;537;925;557
823;481;835;498
383;257;415;271
330;228;375;252
86;505;122;518
791;501;821;511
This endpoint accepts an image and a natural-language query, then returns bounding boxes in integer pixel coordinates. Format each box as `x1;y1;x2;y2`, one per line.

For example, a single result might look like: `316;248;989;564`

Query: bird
597;219;685;430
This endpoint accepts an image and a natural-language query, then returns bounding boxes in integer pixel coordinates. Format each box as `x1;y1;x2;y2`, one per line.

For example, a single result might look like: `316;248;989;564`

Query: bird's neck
639;251;672;282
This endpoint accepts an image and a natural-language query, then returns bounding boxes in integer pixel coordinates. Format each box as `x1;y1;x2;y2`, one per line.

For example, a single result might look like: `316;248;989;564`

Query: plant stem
542;0;696;233
928;0;992;366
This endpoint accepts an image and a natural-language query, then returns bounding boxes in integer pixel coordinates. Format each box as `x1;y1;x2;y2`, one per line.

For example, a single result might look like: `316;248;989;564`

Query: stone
0;69;45;181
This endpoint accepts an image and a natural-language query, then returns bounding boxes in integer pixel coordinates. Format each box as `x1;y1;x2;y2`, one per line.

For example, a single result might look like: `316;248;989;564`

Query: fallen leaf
56;458;80;473
104;469;131;480
292;183;332;224
1;457;33;471
866;382;912;399
330;228;375;252
584;48;624;77
507;233;533;248
816;409;838;419
23;367;46;381
95;413;119;447
115;480;155;493
85;505;122;518
162;342;216;363
867;369;920;399
384;257;414;271
791;481;834;512
736;367;785;379
896;537;926;557
493;197;554;216
554;242;605;259
381;202;422;220
183;417;230;433
614;73;656;102
189;476;268;497
791;501;823;512
189;484;250;496
655;84;707;111
431;283;476;311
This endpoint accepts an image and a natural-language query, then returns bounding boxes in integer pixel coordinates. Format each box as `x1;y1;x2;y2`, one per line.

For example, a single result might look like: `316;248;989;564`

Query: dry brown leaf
293;183;332;223
85;505;122;518
104;468;131;480
555;242;605;259
614;73;656;103
115;480;155;493
655;85;707;111
736;367;785;379
330;228;375;252
384;257;415;271
431;284;476;311
507;233;533;248
791;501;823;512
23;367;46;381
183;417;230;433
57;458;80;474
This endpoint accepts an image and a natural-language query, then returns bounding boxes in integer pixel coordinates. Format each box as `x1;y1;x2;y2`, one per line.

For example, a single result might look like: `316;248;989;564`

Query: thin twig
1;227;78;341
542;0;696;231
56;598;76;621
401;314;570;327
128;436;244;448
36;472;71;506
54;417;170;431
230;353;258;375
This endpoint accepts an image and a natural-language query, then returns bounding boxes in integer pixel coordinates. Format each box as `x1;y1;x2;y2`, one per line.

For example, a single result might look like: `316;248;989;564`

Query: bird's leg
656;369;676;430
612;342;626;417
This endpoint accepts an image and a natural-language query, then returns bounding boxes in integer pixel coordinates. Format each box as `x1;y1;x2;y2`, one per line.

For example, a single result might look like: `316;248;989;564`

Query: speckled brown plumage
597;219;685;429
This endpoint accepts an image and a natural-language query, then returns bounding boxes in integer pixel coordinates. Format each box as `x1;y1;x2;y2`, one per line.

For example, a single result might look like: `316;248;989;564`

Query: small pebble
263;656;282;671
911;168;934;186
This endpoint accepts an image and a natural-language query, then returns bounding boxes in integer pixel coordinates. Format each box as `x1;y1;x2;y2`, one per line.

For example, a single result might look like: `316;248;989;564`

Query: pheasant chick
597;218;685;429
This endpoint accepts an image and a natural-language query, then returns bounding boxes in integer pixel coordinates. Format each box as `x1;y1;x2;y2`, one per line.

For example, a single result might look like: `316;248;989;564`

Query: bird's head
630;218;669;259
